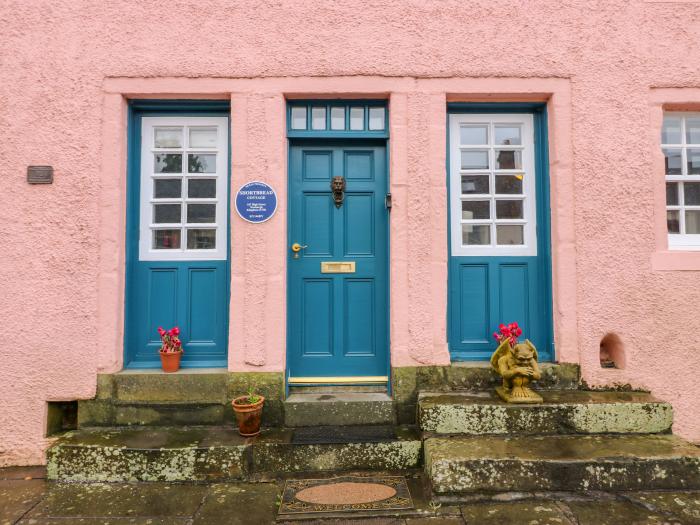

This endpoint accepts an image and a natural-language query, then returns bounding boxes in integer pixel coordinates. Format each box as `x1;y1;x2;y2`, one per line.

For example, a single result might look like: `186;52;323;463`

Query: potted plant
232;388;265;437
158;326;183;373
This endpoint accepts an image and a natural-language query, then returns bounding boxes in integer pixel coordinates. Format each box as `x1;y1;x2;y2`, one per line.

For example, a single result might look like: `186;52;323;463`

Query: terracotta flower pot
232;395;265;437
159;350;183;373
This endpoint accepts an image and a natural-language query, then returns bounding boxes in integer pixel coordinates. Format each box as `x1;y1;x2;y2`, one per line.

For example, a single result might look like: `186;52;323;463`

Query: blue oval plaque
235;181;277;223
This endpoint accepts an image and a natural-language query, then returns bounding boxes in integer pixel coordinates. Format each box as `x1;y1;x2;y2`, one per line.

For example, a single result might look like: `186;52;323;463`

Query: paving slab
26;482;206;519
19;519;188;524
566;500;680;524
425;434;700;493
419;390;673;435
192;482;280;524
624;490;700;524
0;480;46;525
460;501;573;524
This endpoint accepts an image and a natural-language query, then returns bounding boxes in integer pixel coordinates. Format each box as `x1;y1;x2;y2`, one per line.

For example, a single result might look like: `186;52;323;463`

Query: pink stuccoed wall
1;0;700;466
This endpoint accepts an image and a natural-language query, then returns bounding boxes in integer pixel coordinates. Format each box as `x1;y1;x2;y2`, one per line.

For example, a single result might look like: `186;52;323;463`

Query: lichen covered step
418;390;673;435
46;425;422;482
424;434;700;494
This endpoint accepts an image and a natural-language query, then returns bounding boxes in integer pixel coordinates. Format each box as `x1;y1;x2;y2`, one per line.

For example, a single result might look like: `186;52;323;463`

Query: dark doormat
291;425;396;444
278;475;413;515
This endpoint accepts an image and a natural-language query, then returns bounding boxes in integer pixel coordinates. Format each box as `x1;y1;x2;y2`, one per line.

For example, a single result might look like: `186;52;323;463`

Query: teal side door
448;107;553;361
124;101;230;368
287;139;389;381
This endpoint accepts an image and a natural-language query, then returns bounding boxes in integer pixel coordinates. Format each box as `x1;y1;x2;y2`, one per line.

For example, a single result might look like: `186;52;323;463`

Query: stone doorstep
418;390;674;435
424;434;700;494
284;393;396;427
46;425;422;482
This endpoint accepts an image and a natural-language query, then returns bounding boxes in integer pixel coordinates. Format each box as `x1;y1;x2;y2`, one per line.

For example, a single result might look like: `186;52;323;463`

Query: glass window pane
154;154;182;173
495;126;521;145
667;210;680;233
187;203;216;223
154;179;182;199
460;125;488;145
496;200;524;219
460;150;489;169
686;117;700;144
495;150;522;170
461;175;489;194
662;117;682;144
350;107;364;130
187;229;216;249
188;154;216;173
462;200;490;220
290;107;307;130
666;182;679;206
153;229;181;249
462;224;490;245
153;204;181;224
686;210;700;234
663;148;682;175
154;128;182;148
330;107;345;130
189;128;217;148
369;107;385;130
495;175;523;194
497;225;524;245
188;178;216;199
684;182;700;205
687;149;700;174
311;107;326;130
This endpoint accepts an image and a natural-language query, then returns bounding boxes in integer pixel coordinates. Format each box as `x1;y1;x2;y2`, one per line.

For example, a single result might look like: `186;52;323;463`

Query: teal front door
287;140;389;383
447;110;553;361
124;102;230;368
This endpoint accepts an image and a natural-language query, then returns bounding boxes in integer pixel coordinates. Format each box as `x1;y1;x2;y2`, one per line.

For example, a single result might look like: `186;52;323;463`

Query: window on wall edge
662;112;700;250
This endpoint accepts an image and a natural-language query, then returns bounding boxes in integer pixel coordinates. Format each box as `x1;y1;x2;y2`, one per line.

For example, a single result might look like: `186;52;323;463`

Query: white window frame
139;116;228;261
449;113;537;256
663;112;700;250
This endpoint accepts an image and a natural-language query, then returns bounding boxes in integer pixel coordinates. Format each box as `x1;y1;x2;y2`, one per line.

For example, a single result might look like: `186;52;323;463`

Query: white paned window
449;114;537;256
662;113;700;249
139;117;228;261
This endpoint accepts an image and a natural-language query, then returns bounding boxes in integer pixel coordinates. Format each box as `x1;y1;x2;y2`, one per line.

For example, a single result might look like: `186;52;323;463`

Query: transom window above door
449;114;537;256
662;113;700;249
139;117;229;261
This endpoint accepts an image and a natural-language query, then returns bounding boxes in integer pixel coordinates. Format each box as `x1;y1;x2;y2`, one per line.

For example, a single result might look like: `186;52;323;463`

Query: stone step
424;434;700;494
418;390;673;435
284;393;396;427
46;425;421;482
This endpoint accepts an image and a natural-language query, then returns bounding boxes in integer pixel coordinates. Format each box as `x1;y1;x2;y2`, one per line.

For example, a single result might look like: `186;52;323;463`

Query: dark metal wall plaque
27;166;53;184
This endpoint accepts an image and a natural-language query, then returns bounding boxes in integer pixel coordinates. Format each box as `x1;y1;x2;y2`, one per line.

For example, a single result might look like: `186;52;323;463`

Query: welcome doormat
278;475;413;515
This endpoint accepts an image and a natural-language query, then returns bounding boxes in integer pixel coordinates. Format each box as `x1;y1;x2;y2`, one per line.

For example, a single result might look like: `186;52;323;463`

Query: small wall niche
600;332;626;369
46;401;78;436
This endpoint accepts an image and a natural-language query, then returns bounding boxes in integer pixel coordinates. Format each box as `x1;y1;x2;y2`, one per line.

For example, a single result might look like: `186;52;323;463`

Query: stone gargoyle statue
490;326;543;404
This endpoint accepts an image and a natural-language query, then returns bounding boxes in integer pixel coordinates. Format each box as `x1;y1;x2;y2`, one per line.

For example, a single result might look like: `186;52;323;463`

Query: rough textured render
1;0;700;466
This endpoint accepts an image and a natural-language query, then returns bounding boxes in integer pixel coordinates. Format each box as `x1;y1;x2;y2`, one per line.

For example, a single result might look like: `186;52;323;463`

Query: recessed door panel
303;279;334;356
344;193;374;256
303;194;333;256
458;264;489;344
344;279;375;356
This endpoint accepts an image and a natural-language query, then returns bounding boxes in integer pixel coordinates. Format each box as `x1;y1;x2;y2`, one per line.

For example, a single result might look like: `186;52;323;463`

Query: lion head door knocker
331;176;346;208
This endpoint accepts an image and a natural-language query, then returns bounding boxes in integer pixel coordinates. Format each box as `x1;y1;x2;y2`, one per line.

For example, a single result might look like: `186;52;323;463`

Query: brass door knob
291;243;308;253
